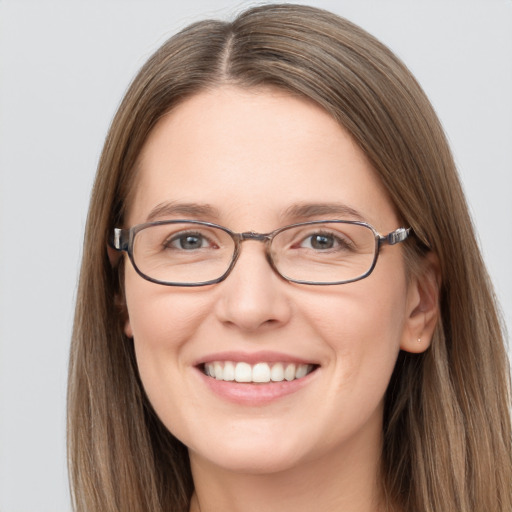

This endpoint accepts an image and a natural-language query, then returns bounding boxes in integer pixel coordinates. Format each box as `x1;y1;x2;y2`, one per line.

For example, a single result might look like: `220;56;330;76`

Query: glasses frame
111;219;411;287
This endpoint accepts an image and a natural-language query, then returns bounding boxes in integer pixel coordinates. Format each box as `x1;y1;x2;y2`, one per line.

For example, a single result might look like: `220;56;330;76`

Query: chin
197;448;304;475
186;426;310;475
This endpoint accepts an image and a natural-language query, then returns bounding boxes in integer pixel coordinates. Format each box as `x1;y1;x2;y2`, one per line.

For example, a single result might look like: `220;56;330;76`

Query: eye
305;233;335;250
165;231;213;250
299;232;349;251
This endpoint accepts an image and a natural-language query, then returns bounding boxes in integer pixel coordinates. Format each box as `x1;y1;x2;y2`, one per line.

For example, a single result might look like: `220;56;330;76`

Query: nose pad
214;241;292;332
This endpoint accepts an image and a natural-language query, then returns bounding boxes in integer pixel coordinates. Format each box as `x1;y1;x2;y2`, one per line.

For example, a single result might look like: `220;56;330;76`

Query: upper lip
194;351;319;366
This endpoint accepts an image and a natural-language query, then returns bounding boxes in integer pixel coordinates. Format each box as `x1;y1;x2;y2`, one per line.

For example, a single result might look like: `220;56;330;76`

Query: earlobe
114;291;133;338
400;251;441;354
124;318;133;339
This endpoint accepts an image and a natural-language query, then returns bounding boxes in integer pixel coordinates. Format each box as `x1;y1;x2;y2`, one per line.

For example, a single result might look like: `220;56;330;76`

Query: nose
213;241;293;332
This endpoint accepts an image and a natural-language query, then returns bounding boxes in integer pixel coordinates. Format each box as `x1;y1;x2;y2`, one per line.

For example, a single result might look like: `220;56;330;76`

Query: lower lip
195;367;317;405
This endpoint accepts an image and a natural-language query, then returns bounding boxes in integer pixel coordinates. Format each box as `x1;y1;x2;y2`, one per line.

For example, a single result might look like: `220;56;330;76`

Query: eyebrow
282;202;367;222
145;201;221;223
145;200;367;225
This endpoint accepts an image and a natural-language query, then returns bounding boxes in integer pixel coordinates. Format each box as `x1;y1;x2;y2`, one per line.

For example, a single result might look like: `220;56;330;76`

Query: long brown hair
68;4;512;511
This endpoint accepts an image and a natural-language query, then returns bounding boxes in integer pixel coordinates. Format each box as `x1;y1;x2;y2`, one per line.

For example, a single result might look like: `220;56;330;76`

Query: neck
189;426;386;512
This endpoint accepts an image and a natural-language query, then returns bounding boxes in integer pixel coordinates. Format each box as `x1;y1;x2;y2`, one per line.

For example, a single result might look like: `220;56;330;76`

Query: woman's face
123;86;422;475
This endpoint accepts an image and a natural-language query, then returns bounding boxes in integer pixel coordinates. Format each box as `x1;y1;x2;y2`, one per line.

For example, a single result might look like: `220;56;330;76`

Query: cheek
306;283;406;346
124;263;212;343
123;268;214;393
302;269;408;385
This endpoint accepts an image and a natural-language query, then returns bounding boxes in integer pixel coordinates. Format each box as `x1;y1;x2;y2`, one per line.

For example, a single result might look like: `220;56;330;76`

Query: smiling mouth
202;361;318;383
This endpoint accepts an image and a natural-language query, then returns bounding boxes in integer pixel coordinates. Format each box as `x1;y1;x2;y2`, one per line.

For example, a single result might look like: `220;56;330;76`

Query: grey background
0;1;511;510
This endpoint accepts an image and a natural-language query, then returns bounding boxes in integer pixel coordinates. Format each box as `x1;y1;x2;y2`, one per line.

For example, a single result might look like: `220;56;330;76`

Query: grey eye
167;232;210;250
307;234;335;250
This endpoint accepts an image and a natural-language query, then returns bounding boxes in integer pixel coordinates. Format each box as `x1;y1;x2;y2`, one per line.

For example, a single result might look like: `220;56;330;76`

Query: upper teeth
204;361;313;383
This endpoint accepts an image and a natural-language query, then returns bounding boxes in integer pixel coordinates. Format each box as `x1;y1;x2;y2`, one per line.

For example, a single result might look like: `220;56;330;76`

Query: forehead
127;86;398;231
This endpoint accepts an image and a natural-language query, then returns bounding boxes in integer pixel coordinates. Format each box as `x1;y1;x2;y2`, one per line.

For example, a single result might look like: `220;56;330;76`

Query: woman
68;4;512;511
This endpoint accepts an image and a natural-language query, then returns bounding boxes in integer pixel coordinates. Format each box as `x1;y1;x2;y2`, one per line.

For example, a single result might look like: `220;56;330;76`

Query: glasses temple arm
379;227;411;246
108;228;130;252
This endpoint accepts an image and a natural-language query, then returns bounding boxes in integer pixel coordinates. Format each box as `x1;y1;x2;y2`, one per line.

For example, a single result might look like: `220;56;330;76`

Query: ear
108;244;132;338
113;289;133;338
124;317;133;339
107;243;121;267
400;251;441;353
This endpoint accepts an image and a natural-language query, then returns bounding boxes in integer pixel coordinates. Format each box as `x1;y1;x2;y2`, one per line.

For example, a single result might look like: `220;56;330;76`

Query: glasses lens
271;222;377;284
132;222;235;285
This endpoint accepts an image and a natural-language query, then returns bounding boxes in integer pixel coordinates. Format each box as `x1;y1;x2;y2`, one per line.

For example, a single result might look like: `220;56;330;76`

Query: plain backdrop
0;1;511;510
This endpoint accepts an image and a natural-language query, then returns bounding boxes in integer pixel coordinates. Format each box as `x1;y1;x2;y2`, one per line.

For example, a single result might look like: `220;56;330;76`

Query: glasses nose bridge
236;231;274;255
238;231;275;253
239;231;271;243
230;231;275;271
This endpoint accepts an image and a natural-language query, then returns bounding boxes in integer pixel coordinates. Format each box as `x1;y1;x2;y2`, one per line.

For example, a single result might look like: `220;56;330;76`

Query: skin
123;86;439;512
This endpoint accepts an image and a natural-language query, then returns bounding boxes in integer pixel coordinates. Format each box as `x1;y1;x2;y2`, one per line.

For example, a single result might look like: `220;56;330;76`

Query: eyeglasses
111;220;411;286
